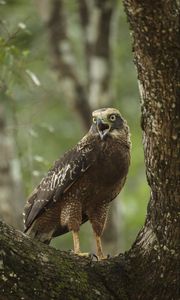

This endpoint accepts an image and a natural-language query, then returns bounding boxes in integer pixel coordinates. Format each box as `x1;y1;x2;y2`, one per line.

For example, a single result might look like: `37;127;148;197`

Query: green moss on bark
0;221;128;300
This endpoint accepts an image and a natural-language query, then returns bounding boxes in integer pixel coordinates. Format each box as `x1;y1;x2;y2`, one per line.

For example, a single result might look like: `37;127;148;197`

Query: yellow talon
75;252;90;257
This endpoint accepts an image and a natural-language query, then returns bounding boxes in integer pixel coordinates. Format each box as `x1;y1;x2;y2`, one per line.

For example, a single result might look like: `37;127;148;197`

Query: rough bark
0;220;129;300
0;0;179;299
123;0;179;298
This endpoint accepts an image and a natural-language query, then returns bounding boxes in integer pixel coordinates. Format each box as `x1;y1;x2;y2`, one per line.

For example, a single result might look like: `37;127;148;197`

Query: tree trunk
0;1;179;299
123;0;179;298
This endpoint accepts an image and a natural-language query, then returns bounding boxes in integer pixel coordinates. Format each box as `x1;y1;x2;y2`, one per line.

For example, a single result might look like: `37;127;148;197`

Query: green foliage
0;0;149;252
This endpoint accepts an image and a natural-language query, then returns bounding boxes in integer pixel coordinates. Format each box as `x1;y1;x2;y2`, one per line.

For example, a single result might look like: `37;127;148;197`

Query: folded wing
24;136;98;232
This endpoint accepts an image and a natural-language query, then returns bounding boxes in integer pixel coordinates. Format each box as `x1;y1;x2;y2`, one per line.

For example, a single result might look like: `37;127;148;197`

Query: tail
24;221;54;245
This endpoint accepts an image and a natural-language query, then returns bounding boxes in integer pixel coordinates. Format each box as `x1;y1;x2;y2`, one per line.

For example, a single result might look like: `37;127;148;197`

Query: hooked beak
97;119;110;140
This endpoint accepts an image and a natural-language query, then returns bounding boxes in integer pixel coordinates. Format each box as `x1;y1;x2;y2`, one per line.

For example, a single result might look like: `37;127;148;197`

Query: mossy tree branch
0;219;129;300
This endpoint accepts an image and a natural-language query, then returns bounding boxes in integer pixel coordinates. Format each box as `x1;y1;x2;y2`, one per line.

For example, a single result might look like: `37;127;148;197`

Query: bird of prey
23;108;131;259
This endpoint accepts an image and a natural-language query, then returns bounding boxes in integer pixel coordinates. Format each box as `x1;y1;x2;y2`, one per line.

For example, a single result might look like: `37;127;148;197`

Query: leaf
18;22;26;30
26;69;41;86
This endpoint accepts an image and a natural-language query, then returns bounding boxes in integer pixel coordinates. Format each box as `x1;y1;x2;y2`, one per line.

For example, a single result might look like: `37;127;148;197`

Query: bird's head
90;107;129;141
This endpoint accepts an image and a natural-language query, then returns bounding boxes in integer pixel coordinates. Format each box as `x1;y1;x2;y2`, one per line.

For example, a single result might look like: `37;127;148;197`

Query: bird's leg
88;205;109;260
94;233;105;260
72;230;90;257
72;230;80;254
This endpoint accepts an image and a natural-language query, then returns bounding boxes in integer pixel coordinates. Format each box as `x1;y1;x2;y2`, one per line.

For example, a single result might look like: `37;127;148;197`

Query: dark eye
109;114;116;122
93;117;97;123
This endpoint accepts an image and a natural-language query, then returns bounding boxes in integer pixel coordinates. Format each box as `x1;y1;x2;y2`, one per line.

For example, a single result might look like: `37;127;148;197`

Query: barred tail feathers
24;220;54;245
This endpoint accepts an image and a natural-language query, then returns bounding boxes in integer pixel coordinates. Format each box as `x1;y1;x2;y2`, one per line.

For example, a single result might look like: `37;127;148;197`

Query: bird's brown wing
24;136;98;232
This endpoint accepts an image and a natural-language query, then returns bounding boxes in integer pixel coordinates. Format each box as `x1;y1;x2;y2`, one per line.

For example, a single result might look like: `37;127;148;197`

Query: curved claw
89;253;98;261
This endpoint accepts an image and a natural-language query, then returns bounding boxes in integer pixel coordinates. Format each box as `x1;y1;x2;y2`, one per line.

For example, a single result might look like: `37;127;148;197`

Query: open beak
97;119;110;140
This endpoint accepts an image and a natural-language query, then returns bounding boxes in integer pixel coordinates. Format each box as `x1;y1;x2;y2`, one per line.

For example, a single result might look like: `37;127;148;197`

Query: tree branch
0;220;129;300
78;0;91;72
78;0;115;108
46;0;91;129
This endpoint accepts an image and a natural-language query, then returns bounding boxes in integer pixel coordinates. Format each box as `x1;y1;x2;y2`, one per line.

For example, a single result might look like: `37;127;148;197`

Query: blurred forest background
0;0;149;254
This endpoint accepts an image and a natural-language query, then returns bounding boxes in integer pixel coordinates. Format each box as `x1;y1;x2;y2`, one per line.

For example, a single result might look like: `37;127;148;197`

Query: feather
23;107;131;258
24;136;98;231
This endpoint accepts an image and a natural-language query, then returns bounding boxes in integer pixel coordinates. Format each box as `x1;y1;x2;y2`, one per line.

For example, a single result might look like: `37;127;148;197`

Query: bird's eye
109;114;116;122
93;117;97;123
